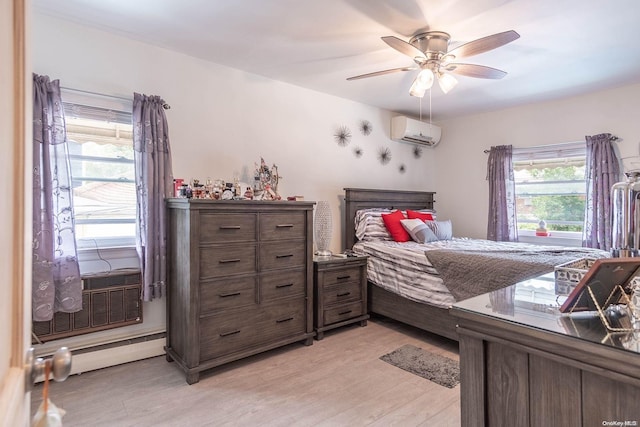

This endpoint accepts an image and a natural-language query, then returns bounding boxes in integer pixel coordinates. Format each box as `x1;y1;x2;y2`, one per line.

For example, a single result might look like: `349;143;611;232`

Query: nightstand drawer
322;266;362;287
200;245;257;279
200;276;257;313
322;281;362;306
200;213;257;243
261;268;306;301
260;241;306;270
324;301;364;325
260;212;306;241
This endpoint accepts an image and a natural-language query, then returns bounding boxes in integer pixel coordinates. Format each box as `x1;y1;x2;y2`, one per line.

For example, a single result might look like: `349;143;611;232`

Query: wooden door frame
0;0;30;425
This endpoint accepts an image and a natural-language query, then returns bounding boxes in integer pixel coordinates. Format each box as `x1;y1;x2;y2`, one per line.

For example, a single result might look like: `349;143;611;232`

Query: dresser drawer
200;299;306;360
322;266;362;287
261;268;306;302
322;281;362;306
200;276;258;314
260;212;306;241
324;301;364;325
200;310;260;360
200;213;257;243
200;245;256;279
260;241;306;270
256;299;307;344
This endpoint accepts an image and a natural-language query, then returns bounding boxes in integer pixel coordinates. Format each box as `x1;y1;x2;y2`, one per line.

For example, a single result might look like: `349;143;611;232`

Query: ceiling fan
347;30;520;97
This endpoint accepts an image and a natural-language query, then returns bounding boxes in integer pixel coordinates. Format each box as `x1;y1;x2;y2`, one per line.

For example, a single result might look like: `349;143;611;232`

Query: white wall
33;12;436;254
435;83;640;239
31;12;436;356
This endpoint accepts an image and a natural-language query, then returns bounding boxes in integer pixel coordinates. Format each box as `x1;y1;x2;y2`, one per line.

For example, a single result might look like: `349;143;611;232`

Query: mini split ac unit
390;115;442;147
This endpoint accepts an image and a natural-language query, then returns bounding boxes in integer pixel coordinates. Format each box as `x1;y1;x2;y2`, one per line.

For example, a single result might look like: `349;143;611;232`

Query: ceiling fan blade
444;63;507;79
346;66;417;81
447;30;520;59
381;36;426;60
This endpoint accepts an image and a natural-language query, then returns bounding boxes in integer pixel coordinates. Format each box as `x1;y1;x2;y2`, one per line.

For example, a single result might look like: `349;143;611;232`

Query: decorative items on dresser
313;255;369;340
165;199;315;384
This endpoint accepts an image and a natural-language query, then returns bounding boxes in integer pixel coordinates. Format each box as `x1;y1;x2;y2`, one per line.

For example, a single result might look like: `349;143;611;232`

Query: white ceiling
33;0;640;120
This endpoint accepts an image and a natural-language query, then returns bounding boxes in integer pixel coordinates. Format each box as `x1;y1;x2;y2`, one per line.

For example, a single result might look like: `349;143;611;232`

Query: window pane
64;111;135;242
514;163;585;232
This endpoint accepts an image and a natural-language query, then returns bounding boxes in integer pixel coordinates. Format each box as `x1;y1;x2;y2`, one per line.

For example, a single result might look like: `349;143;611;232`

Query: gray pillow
425;220;453;240
400;219;439;243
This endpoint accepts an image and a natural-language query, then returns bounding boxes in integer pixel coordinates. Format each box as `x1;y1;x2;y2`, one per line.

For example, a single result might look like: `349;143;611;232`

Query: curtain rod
60;87;171;109
483;135;620;153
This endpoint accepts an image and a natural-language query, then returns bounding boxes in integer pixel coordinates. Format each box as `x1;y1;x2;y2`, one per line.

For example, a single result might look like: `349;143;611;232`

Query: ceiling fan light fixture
409;79;426;98
437;72;458;94
416;68;434;89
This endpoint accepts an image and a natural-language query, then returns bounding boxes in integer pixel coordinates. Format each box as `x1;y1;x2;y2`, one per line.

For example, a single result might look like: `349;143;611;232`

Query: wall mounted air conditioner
390;115;442;147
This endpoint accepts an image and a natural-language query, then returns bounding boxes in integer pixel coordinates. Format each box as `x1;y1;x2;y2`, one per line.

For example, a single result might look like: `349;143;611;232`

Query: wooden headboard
343;188;436;249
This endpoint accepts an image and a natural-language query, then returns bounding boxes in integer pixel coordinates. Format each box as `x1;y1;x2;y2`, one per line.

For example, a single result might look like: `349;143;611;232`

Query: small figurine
536;220;549;237
244;187;254;200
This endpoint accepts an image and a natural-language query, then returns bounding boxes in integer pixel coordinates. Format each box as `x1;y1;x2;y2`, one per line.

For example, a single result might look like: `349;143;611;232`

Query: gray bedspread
425;248;606;301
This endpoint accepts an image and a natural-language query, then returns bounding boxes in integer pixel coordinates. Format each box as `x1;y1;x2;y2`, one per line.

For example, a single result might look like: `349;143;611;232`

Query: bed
343;187;609;341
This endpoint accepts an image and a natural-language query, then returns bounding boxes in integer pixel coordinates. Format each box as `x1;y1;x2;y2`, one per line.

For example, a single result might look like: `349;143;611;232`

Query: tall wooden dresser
166;199;315;384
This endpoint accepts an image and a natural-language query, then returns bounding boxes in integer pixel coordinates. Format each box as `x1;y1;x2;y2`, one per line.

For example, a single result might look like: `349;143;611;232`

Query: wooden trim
12;0;28;368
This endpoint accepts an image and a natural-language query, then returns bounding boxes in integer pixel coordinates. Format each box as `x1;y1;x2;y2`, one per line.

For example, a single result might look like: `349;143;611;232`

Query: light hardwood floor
31;317;460;426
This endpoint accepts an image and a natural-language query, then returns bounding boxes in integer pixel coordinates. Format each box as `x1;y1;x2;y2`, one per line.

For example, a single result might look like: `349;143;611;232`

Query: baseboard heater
32;270;143;343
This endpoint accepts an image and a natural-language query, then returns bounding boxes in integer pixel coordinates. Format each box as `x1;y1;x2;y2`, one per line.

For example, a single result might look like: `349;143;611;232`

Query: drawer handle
219;258;241;264
276;317;294;323
276;254;294;259
337;275;351;280
219;225;241;230
219;330;241;337
338;310;352;316
276;283;294;289
337;291;351;297
218;292;241;298
276;224;294;228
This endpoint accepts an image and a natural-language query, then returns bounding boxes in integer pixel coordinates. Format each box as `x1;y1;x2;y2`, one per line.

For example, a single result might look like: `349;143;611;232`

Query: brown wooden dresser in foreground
166;199;315;384
452;273;640;426
313;254;369;340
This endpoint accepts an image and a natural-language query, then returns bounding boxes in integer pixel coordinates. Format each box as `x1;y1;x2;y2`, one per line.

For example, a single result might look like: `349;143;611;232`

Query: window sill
77;245;139;276
518;234;583;248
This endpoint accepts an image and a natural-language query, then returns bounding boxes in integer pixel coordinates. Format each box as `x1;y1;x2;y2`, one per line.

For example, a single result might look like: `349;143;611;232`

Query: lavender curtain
133;93;173;301
32;74;82;321
583;133;620;250
486;145;518;241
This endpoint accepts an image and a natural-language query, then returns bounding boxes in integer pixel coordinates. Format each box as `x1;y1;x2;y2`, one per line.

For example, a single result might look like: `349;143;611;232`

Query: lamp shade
437;72;458;94
314;201;333;256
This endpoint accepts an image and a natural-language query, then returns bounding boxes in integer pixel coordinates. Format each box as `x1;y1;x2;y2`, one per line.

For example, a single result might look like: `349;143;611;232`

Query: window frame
512;142;586;246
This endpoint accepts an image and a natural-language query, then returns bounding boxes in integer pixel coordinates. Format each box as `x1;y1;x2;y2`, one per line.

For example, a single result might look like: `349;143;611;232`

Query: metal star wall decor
378;147;392;165
353;146;363;158
334;125;352;146
360;120;372;136
413;145;423;159
399;164;406;173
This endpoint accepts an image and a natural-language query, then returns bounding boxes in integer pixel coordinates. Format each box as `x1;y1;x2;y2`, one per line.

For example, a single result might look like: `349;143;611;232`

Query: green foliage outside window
515;164;585;232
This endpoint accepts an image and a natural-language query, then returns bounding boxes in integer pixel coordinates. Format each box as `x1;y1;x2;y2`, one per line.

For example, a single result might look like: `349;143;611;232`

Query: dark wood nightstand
313;255;369;340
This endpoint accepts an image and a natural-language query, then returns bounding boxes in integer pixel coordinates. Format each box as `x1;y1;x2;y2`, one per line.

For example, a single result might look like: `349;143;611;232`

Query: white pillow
425;220;453;240
400;218;439;243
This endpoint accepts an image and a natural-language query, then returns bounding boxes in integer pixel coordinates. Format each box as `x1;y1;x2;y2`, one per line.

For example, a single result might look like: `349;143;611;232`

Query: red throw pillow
407;209;434;222
381;210;411;242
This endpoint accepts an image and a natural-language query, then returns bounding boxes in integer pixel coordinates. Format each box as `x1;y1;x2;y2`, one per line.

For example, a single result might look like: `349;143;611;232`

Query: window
513;143;586;238
62;97;135;248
